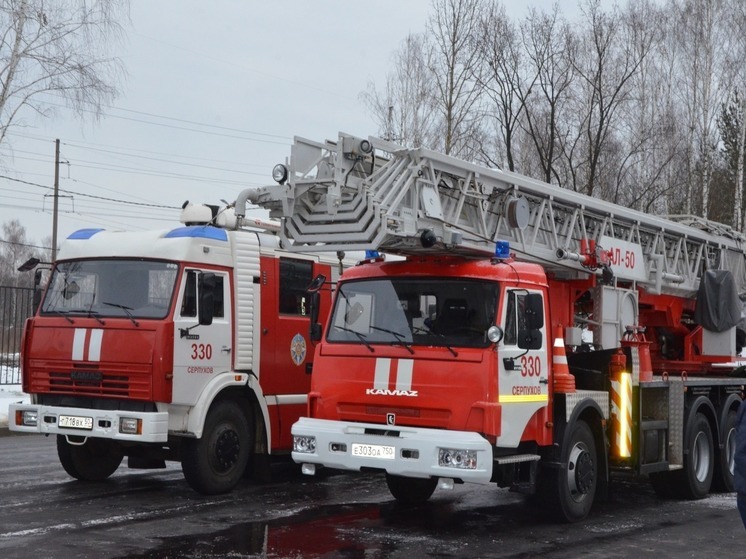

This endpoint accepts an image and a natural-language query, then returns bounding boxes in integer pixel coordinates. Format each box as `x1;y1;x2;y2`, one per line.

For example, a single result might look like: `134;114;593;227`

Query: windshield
41;259;179;319
327;278;499;349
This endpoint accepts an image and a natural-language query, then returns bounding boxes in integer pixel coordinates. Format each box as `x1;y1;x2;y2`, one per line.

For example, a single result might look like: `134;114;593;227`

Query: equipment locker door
259;256;322;450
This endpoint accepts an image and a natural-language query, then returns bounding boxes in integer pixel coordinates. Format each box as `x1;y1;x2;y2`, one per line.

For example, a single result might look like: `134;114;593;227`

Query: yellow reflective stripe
499;394;549;403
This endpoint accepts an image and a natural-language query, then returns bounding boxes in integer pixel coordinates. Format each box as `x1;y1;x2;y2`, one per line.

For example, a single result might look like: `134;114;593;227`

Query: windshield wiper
102;302;139;327
412;326;458;357
65;308;106;325
46;309;74;324
333;325;375;352
370;326;414;354
86;309;106;325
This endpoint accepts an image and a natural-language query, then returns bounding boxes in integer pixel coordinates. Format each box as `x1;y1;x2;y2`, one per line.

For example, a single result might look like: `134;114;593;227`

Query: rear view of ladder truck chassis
241;132;746;522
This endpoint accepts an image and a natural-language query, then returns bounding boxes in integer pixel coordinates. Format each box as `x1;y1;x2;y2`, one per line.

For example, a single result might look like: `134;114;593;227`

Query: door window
279;258;313;316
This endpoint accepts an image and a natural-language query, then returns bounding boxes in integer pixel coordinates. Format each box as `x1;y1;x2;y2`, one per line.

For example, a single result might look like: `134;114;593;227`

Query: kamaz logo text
367;358;418;397
366;388;418;397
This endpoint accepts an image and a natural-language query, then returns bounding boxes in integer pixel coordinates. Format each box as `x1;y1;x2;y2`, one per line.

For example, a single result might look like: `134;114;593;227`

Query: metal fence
1;286;34;385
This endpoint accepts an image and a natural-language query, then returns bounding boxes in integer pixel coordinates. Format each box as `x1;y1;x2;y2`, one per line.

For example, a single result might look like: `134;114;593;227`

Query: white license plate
351;443;395;460
58;415;93;430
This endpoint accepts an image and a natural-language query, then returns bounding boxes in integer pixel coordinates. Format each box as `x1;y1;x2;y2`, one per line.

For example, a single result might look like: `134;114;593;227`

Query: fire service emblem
290;333;307;366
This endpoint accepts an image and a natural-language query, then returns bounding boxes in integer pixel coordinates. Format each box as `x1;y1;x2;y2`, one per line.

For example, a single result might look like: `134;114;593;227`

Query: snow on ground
0;384;28;429
1;364;28;429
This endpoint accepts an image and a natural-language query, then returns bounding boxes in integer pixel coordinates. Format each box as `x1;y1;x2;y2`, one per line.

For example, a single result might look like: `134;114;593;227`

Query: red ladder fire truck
10;202;351;495
239;132;746;521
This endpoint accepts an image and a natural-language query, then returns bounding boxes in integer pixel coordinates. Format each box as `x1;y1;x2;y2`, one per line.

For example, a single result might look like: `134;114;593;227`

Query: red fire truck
10;203;351;494
241;133;746;521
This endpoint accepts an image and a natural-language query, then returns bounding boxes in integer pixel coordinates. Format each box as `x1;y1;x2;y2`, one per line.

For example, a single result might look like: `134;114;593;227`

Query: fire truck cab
10;203;350;495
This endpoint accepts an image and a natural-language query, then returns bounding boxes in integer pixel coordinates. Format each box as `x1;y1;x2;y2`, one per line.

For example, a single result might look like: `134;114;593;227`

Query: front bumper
291;417;493;484
9;403;169;443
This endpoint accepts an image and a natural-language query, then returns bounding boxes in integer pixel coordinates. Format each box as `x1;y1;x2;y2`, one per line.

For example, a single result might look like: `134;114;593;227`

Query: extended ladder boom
237;133;746;297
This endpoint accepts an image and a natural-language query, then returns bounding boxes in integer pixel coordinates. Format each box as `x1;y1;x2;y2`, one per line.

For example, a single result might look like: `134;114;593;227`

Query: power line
1;142;267;175
34;98;292;144
0;237;51;251
35;92;294;142
7;131;272;170
0;175;180;209
62;144;259;174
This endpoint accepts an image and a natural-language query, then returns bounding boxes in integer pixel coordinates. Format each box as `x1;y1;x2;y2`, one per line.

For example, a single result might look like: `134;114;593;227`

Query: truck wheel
181;400;252;495
56;435;124;481
544;420;597;522
713;409;736;492
385;473;437;504
680;412;714;499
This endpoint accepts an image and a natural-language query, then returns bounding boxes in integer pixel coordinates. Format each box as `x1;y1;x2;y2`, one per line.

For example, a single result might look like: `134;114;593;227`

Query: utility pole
52;138;60;262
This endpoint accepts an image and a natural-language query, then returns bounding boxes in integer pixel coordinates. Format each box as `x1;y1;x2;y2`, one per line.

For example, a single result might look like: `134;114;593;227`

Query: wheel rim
692;431;712;483
566;442;594;502
213;427;241;473
725;427;736;477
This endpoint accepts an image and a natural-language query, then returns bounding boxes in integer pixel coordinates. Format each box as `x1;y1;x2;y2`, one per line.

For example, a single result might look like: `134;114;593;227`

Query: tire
385;474;437;504
181;399;252;495
680;412;714;499
543;420;598;522
713;409;736;493
56;435;123;481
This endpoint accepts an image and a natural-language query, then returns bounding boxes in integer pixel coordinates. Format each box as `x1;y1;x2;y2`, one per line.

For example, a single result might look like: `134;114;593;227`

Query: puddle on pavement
115;498;521;558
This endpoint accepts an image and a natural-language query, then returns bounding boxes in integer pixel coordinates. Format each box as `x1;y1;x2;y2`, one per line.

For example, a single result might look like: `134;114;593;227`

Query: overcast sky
0;0;584;252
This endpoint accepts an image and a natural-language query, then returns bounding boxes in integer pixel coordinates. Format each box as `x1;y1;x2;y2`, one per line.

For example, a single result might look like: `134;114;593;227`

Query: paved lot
0;432;744;558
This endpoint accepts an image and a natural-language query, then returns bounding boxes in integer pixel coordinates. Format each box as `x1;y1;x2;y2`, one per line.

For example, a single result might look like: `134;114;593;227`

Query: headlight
119;417;142;435
293;435;317;454
438;448;477;469
17;409;38;427
487;325;504;344
272;163;288;185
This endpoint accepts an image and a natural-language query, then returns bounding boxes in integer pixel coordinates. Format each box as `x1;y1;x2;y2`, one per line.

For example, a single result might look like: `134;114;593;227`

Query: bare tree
360;34;439;148
721;0;746;230
669;0;732;219
0;219;36;286
567;0;647;198
520;4;575;186
611;0;680;212
472;0;532;172
0;0;129;147
427;0;485;157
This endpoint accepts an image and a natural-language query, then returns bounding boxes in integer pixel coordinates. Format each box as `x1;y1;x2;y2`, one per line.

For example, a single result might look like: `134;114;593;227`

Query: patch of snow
1;362;28;429
0;381;29;430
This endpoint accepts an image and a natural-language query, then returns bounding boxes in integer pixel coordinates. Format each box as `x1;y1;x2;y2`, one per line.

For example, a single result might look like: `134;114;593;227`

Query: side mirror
306;274;326;342
309;291;322;341
198;272;216;326
525;293;544;330
518;328;543;350
32;269;43;312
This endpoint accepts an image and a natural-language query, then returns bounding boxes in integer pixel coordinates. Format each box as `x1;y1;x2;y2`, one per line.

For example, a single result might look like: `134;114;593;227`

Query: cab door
172;269;232;405
496;289;550;447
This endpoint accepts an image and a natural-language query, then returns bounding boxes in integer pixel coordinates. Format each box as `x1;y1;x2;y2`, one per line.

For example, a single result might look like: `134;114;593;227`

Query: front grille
28;363;153;401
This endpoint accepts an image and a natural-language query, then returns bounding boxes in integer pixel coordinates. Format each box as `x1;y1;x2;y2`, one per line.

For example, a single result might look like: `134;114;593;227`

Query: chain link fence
1;286;34;385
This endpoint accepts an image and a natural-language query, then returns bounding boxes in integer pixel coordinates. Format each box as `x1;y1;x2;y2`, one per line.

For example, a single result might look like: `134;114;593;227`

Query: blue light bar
67;228;105;239
494;241;510;259
165;226;228;241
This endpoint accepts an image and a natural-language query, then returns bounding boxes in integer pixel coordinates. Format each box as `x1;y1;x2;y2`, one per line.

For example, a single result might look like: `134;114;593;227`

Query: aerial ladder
236;133;746;300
